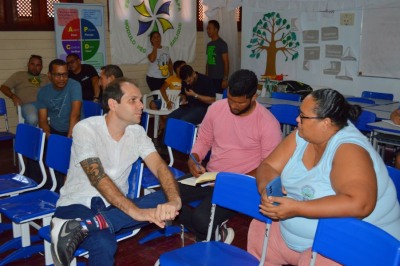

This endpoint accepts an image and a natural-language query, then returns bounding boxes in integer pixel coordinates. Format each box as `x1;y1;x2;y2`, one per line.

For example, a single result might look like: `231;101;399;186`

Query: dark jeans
167;105;208;125
54;191;167;266
212;78;224;94
177;183;236;241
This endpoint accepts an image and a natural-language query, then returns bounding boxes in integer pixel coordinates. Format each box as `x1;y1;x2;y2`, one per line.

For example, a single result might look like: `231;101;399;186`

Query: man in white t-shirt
50;77;181;266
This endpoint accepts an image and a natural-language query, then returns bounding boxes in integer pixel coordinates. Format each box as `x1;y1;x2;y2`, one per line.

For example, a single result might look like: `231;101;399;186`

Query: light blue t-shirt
37;79;82;132
280;122;400;252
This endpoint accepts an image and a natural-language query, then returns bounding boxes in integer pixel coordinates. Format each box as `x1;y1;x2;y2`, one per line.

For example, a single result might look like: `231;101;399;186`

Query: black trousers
176;183;236;241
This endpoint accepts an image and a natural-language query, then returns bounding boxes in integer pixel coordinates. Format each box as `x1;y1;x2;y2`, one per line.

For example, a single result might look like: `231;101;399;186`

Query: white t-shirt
57;116;156;208
146;46;171;78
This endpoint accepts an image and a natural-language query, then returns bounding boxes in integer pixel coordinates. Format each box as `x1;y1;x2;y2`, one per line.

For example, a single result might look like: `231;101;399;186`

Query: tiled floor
0;130;252;265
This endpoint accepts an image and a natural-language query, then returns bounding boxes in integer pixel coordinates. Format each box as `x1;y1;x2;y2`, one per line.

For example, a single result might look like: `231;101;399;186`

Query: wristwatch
194;94;198;99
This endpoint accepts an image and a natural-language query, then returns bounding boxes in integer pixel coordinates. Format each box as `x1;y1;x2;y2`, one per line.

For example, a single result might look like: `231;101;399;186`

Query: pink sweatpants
247;219;342;266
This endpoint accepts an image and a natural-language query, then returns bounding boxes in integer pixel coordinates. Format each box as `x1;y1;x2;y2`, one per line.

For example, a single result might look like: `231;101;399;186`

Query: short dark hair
228;69;258;98
179;65;194;81
66;53;80;60
101;64;124;79
208;20;220;31
48;59;67;72
29;54;42;65
172;60;186;74
102;77;138;112
310;89;362;129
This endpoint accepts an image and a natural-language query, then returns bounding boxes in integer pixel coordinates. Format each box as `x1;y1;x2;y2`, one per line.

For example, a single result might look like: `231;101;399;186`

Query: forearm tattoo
80;157;106;187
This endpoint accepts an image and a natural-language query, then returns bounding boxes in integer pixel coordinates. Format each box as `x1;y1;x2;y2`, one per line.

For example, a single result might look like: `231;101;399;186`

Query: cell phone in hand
266;176;284;206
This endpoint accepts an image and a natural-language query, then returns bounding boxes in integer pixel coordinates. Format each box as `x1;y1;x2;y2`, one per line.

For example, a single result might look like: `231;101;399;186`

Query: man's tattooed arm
80;157;107;187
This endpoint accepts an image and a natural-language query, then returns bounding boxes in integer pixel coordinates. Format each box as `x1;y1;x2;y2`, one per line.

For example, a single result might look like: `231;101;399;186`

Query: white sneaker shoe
219;226;235;244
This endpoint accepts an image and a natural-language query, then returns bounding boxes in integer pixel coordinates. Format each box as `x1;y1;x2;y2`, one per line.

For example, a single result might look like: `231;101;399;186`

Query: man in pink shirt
177;69;282;243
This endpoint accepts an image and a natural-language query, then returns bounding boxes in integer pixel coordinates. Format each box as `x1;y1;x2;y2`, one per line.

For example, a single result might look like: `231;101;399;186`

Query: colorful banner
54;3;106;71
110;0;196;64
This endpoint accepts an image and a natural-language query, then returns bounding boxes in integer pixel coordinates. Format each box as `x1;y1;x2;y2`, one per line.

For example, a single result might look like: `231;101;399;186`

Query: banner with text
54;3;106;71
110;0;196;64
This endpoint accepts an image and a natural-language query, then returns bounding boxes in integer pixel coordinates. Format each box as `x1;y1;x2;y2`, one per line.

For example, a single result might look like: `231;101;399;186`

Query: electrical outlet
340;13;355;26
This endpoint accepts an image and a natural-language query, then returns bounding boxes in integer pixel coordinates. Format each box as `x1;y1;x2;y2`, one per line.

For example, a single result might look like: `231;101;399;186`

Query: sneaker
219;226;235;244
50;217;88;266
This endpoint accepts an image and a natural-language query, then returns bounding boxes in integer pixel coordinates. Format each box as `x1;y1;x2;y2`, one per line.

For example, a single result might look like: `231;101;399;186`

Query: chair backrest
15;123;45;161
46;134;73;191
353;110;376;133
0;98;10;131
311;217;400;266
164;118;197;155
270;104;299;126
208;172;272;263
362;91;394;101
271;92;301;102
140;111;149;132
160;90;181;111
126;158;144;200
346;97;375;104
386;165;400;203
83;100;102;118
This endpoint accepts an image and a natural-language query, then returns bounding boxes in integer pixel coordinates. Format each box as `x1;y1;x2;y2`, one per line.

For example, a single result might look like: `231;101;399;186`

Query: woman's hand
259;191;298;220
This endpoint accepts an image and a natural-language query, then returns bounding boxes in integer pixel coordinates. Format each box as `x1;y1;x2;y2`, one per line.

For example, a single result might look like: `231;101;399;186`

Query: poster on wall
109;0;196;65
54;3;106;71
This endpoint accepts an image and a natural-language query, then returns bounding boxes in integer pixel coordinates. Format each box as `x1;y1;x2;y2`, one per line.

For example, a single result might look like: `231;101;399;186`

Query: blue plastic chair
140;118;197;191
83;100;102;118
39;158;144;266
159;172;272;266
271;91;301;102
386;165;400;203
346;97;375;104
311;217;400;266
362;91;394;101
353;110;376;136
269;104;299;137
0;134;67;265
0;123;46;197
0;98;16;165
140;111;149;132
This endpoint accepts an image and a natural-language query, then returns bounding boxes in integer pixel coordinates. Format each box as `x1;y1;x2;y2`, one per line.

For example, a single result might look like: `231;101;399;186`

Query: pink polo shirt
192;99;282;174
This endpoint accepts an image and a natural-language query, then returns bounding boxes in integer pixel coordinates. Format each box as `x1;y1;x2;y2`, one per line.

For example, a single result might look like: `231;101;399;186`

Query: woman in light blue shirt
248;88;400;265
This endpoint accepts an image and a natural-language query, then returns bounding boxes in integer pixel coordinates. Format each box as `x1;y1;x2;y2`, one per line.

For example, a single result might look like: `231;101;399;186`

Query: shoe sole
51;218;65;266
223;228;235;244
51;243;64;266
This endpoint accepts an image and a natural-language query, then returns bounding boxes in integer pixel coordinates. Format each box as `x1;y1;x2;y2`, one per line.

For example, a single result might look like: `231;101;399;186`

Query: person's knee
192;208;210;233
24;113;38;126
82;233;117;264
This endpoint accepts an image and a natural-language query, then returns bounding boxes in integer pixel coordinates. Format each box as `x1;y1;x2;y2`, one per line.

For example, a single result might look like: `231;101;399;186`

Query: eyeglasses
52;73;68;79
299;114;324;123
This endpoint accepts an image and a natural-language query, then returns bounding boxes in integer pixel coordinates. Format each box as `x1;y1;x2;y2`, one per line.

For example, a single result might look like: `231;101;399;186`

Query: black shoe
51;217;88;266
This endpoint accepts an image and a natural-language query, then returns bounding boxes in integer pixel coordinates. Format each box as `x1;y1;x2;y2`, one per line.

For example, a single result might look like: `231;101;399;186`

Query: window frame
0;0;83;31
196;1;242;32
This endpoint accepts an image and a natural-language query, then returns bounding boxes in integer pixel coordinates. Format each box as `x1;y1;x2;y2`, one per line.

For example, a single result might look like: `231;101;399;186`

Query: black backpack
278;80;313;100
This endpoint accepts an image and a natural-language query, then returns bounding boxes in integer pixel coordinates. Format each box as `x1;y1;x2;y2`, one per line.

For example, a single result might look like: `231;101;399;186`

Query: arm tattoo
80;157;107;188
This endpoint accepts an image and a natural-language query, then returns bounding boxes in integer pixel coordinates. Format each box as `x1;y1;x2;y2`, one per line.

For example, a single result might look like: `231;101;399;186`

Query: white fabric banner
110;0;196;64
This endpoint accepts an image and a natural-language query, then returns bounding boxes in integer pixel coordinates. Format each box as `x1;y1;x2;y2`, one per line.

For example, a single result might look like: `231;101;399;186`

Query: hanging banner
109;0;196;64
54;3;106;71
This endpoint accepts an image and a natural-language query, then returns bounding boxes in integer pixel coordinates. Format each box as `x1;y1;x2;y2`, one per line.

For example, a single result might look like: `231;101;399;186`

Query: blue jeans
54;190;167;266
21;102;38;126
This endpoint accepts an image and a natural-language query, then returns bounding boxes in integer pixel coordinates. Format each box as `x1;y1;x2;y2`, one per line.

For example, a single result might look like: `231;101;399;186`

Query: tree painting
247;12;300;77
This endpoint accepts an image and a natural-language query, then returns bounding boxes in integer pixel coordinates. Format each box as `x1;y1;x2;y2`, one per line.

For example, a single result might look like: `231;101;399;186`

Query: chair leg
153;115;160;139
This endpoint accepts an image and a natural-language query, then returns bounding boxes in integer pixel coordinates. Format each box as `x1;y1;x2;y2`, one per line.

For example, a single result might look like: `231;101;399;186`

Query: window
197;1;242;32
0;0;83;31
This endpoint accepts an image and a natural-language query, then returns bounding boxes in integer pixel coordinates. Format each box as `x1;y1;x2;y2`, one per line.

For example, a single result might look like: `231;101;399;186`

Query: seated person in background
99;64;124;103
0;54;49;126
390;108;400;168
167;64;216;125
149;60;186;136
177;69;282;243
37;59;82;138
50;78;181;266
248;89;400;265
67;53;100;102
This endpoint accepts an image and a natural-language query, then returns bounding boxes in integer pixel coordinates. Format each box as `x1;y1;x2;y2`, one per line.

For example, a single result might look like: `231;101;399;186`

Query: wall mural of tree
247;12;300;77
